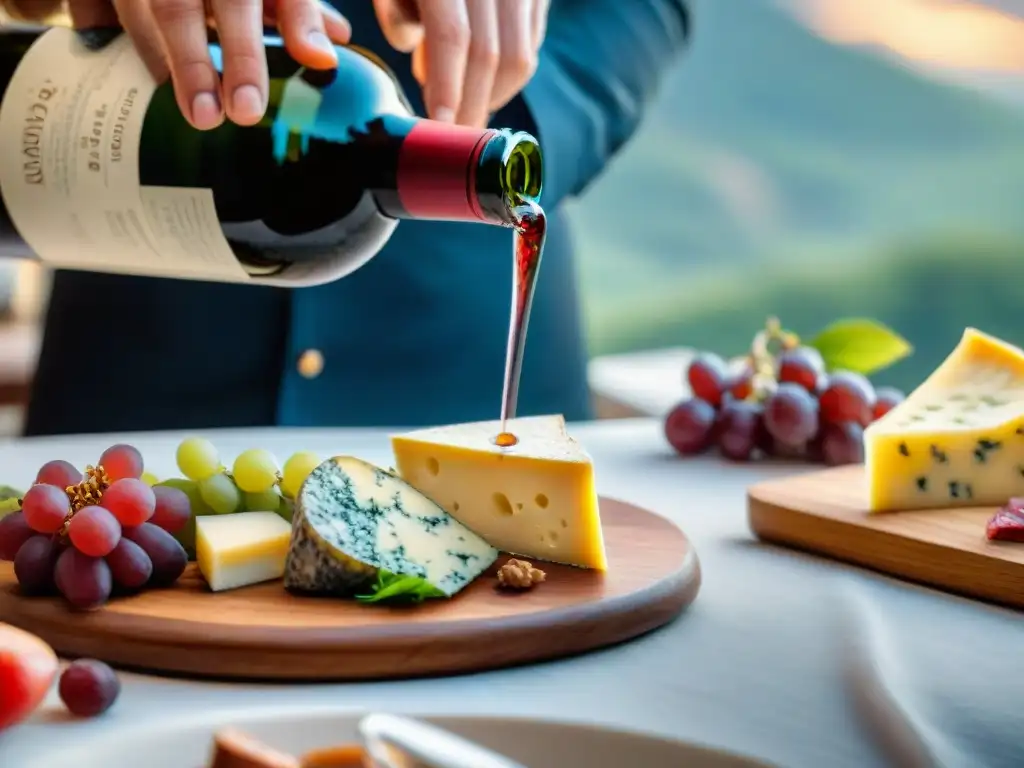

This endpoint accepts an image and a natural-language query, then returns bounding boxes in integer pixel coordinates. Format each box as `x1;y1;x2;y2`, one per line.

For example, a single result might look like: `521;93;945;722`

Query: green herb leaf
355;569;446;604
807;318;912;376
0;486;24;519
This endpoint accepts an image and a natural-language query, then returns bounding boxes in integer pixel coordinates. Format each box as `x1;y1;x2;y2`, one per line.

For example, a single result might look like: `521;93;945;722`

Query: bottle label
0;27;249;281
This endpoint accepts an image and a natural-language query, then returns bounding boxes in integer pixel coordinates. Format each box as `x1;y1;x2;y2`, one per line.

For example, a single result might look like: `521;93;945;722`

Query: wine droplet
493;432;519;448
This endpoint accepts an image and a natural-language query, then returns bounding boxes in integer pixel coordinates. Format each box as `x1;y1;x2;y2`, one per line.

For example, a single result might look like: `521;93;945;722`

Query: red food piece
726;362;754;401
105;538;153;591
59;659;120;718
0;623;59;732
0;513;34;562
149;485;191;534
764;382;819;447
778;347;825;392
102;478;156;527
21;484;72;535
13;535;59;595
716;400;764;462
986;502;1024;542
54;548;113;610
803;430;824;464
34;460;82;490
754;414;775;456
68;506;121;558
664;398;717;455
820;421;865;466
819;371;876;427
122;524;188;586
872;386;906;421
98;444;144;482
686;353;729;408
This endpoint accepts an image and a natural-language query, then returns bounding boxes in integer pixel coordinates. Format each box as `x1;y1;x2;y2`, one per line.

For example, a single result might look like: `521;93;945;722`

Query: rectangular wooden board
747;465;1024;610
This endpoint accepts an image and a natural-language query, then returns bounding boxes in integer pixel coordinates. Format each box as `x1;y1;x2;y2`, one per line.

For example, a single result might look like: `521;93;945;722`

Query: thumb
372;0;423;52
67;0;167;82
106;0;171;83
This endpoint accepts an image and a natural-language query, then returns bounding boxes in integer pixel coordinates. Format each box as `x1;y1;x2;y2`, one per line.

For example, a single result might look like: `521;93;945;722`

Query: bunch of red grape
0;444;192;610
665;344;906;466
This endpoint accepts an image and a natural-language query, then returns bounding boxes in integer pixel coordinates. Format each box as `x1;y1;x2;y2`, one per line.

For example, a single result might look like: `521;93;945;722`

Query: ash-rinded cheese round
284;456;498;597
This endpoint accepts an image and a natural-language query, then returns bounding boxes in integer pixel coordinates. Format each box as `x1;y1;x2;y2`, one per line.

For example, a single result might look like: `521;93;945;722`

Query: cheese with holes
284;456;498;597
196;512;292;592
865;328;1024;511
390;415;607;570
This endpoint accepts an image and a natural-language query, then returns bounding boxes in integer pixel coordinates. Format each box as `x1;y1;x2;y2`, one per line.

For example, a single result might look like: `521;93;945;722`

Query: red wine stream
496;201;547;447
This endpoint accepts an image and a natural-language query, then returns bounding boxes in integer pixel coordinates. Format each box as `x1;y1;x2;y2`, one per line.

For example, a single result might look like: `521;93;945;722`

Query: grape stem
221;470;285;485
57;465;111;538
746;316;801;403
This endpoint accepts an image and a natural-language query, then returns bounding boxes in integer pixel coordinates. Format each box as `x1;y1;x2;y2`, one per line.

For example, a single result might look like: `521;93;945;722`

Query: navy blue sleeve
517;0;691;209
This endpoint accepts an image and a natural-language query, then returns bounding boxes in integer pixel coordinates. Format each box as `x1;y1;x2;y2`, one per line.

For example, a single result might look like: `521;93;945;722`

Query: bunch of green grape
148;438;322;559
171;437;322;518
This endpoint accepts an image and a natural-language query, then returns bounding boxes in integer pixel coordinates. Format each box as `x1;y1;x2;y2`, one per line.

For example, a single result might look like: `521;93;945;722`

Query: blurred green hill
588;233;1024;392
569;0;1024;383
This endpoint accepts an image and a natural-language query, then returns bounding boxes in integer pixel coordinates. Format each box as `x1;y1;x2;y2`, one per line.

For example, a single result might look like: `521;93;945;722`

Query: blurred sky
777;0;1024;106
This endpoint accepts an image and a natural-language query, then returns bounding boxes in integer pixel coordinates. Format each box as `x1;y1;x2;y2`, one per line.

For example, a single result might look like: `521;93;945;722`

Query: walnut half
496;558;546;590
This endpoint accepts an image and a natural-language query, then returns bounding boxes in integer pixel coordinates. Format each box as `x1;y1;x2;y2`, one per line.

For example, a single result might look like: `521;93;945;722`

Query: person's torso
24;8;591;434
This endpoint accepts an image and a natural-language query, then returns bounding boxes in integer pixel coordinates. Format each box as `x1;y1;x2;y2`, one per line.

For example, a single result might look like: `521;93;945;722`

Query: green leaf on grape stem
807;318;912;375
355;569;447;605
0;486;23;519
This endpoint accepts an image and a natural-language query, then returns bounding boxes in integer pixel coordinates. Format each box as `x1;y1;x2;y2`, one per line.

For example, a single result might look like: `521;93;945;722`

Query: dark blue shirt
24;0;689;435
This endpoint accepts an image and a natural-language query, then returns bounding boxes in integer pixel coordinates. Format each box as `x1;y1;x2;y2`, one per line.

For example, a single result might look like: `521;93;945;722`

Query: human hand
372;0;550;128
65;0;352;130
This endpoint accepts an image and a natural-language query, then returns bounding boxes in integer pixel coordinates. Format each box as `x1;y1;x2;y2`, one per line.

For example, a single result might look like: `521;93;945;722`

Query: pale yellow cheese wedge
391;415;607;570
196;511;292;592
865;327;1024;511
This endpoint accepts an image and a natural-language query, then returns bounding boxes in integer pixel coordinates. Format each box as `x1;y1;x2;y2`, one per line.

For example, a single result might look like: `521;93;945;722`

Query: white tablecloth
587;347;694;417
1;420;1021;768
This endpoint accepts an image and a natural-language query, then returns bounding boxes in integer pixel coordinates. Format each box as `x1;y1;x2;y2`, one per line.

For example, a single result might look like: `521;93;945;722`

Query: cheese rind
391;415;608;570
865;328;1024;511
284;456;498;597
195;512;292;592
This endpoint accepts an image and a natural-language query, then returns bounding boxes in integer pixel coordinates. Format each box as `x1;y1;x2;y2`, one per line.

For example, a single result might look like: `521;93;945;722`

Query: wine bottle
0;25;543;286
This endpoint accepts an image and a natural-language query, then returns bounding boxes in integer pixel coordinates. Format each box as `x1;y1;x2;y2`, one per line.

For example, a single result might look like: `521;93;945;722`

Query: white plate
34;709;775;768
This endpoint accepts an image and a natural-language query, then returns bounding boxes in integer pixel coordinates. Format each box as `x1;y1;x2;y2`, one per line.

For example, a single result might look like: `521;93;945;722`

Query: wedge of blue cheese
284;456;498;597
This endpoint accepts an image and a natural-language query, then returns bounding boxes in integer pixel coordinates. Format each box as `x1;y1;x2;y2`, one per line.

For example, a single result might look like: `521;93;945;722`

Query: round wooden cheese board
0;497;700;681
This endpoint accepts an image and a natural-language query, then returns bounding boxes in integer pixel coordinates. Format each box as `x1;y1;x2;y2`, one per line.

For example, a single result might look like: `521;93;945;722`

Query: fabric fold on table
835;577;1024;768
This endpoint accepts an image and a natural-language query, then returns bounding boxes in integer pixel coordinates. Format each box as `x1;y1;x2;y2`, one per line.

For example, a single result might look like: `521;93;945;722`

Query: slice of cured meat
985;498;1024;542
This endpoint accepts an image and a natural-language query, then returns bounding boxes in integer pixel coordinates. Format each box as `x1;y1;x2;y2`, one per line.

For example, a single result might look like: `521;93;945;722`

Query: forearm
517;0;691;209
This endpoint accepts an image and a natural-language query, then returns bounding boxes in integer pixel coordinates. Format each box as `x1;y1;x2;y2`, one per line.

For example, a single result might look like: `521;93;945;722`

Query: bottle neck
373;119;543;226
